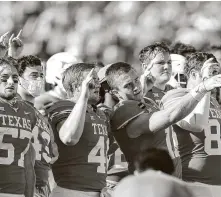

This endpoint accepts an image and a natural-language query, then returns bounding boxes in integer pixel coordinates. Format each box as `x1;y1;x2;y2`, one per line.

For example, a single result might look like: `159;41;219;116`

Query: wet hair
139;42;170;64
17;55;42;76
185;52;218;78
170;42;196;58
105;62;133;89
62;63;95;93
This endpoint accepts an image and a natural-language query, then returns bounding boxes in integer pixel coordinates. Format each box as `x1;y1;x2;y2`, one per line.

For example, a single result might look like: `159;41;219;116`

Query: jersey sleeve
47;100;75;130
48;123;59;163
111;100;150;131
97;104;114;120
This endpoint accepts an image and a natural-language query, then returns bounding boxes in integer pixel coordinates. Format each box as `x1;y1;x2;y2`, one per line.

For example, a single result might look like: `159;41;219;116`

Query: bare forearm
149;86;207;132
59;95;88;145
177;93;210;132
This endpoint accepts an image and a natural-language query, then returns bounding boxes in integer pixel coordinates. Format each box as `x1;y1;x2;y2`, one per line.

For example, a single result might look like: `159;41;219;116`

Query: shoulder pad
111;100;148;130
34;92;60;111
47;100;74;125
97;104;113;119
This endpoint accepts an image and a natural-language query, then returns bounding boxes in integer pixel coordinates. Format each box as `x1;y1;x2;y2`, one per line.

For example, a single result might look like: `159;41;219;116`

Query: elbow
59;131;79;146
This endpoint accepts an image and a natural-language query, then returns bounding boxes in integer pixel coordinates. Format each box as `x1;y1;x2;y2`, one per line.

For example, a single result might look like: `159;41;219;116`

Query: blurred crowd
1;1;221;71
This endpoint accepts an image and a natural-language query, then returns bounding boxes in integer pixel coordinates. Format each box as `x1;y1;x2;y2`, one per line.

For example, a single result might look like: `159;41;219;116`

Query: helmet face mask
174;73;187;88
168;54;187;88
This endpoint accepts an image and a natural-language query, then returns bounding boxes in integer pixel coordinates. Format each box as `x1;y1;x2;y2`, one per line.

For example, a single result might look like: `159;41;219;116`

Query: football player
105;61;221;175
161;52;221;187
139;42;182;178
34;52;81;115
47;63;109;197
0;56;38;197
16;55;58;197
98;64;128;184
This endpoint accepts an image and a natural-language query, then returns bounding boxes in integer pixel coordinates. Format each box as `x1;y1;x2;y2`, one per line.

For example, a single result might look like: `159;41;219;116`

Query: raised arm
174;58;217;132
0;31;10;57
126;74;221;136
176;92;210;132
8;29;24;58
58;68;94;146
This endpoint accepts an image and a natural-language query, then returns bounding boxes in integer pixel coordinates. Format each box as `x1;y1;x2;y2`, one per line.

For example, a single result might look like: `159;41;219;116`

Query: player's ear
189;69;197;80
111;89;121;100
142;63;147;71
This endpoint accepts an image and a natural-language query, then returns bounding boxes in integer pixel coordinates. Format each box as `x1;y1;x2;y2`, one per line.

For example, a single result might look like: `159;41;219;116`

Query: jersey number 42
88;136;109;174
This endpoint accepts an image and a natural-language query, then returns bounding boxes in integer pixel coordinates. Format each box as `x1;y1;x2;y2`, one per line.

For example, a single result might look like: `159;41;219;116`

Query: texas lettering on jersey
0;114;32;130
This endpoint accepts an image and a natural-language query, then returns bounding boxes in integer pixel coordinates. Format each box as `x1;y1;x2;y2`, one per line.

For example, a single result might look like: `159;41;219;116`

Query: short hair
0;56;18;70
185;52;218;78
170;42;196;58
62;63;95;93
139;42;170;64
92;61;105;68
105;62;133;89
17;55;42;76
134;148;174;175
205;45;221;53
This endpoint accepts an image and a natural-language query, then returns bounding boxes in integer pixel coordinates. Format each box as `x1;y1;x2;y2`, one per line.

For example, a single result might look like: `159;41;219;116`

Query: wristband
190;82;207;102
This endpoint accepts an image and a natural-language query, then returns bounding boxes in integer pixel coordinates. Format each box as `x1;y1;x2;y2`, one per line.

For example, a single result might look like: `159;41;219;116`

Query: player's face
0;64;19;100
114;69;142;101
145;51;172;84
19;66;44;97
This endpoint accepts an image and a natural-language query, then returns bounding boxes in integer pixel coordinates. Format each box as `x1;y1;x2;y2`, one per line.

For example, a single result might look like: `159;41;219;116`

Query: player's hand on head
0;31;10;57
81;68;95;98
8;29;24;58
201;58;220;80
203;74;221;91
